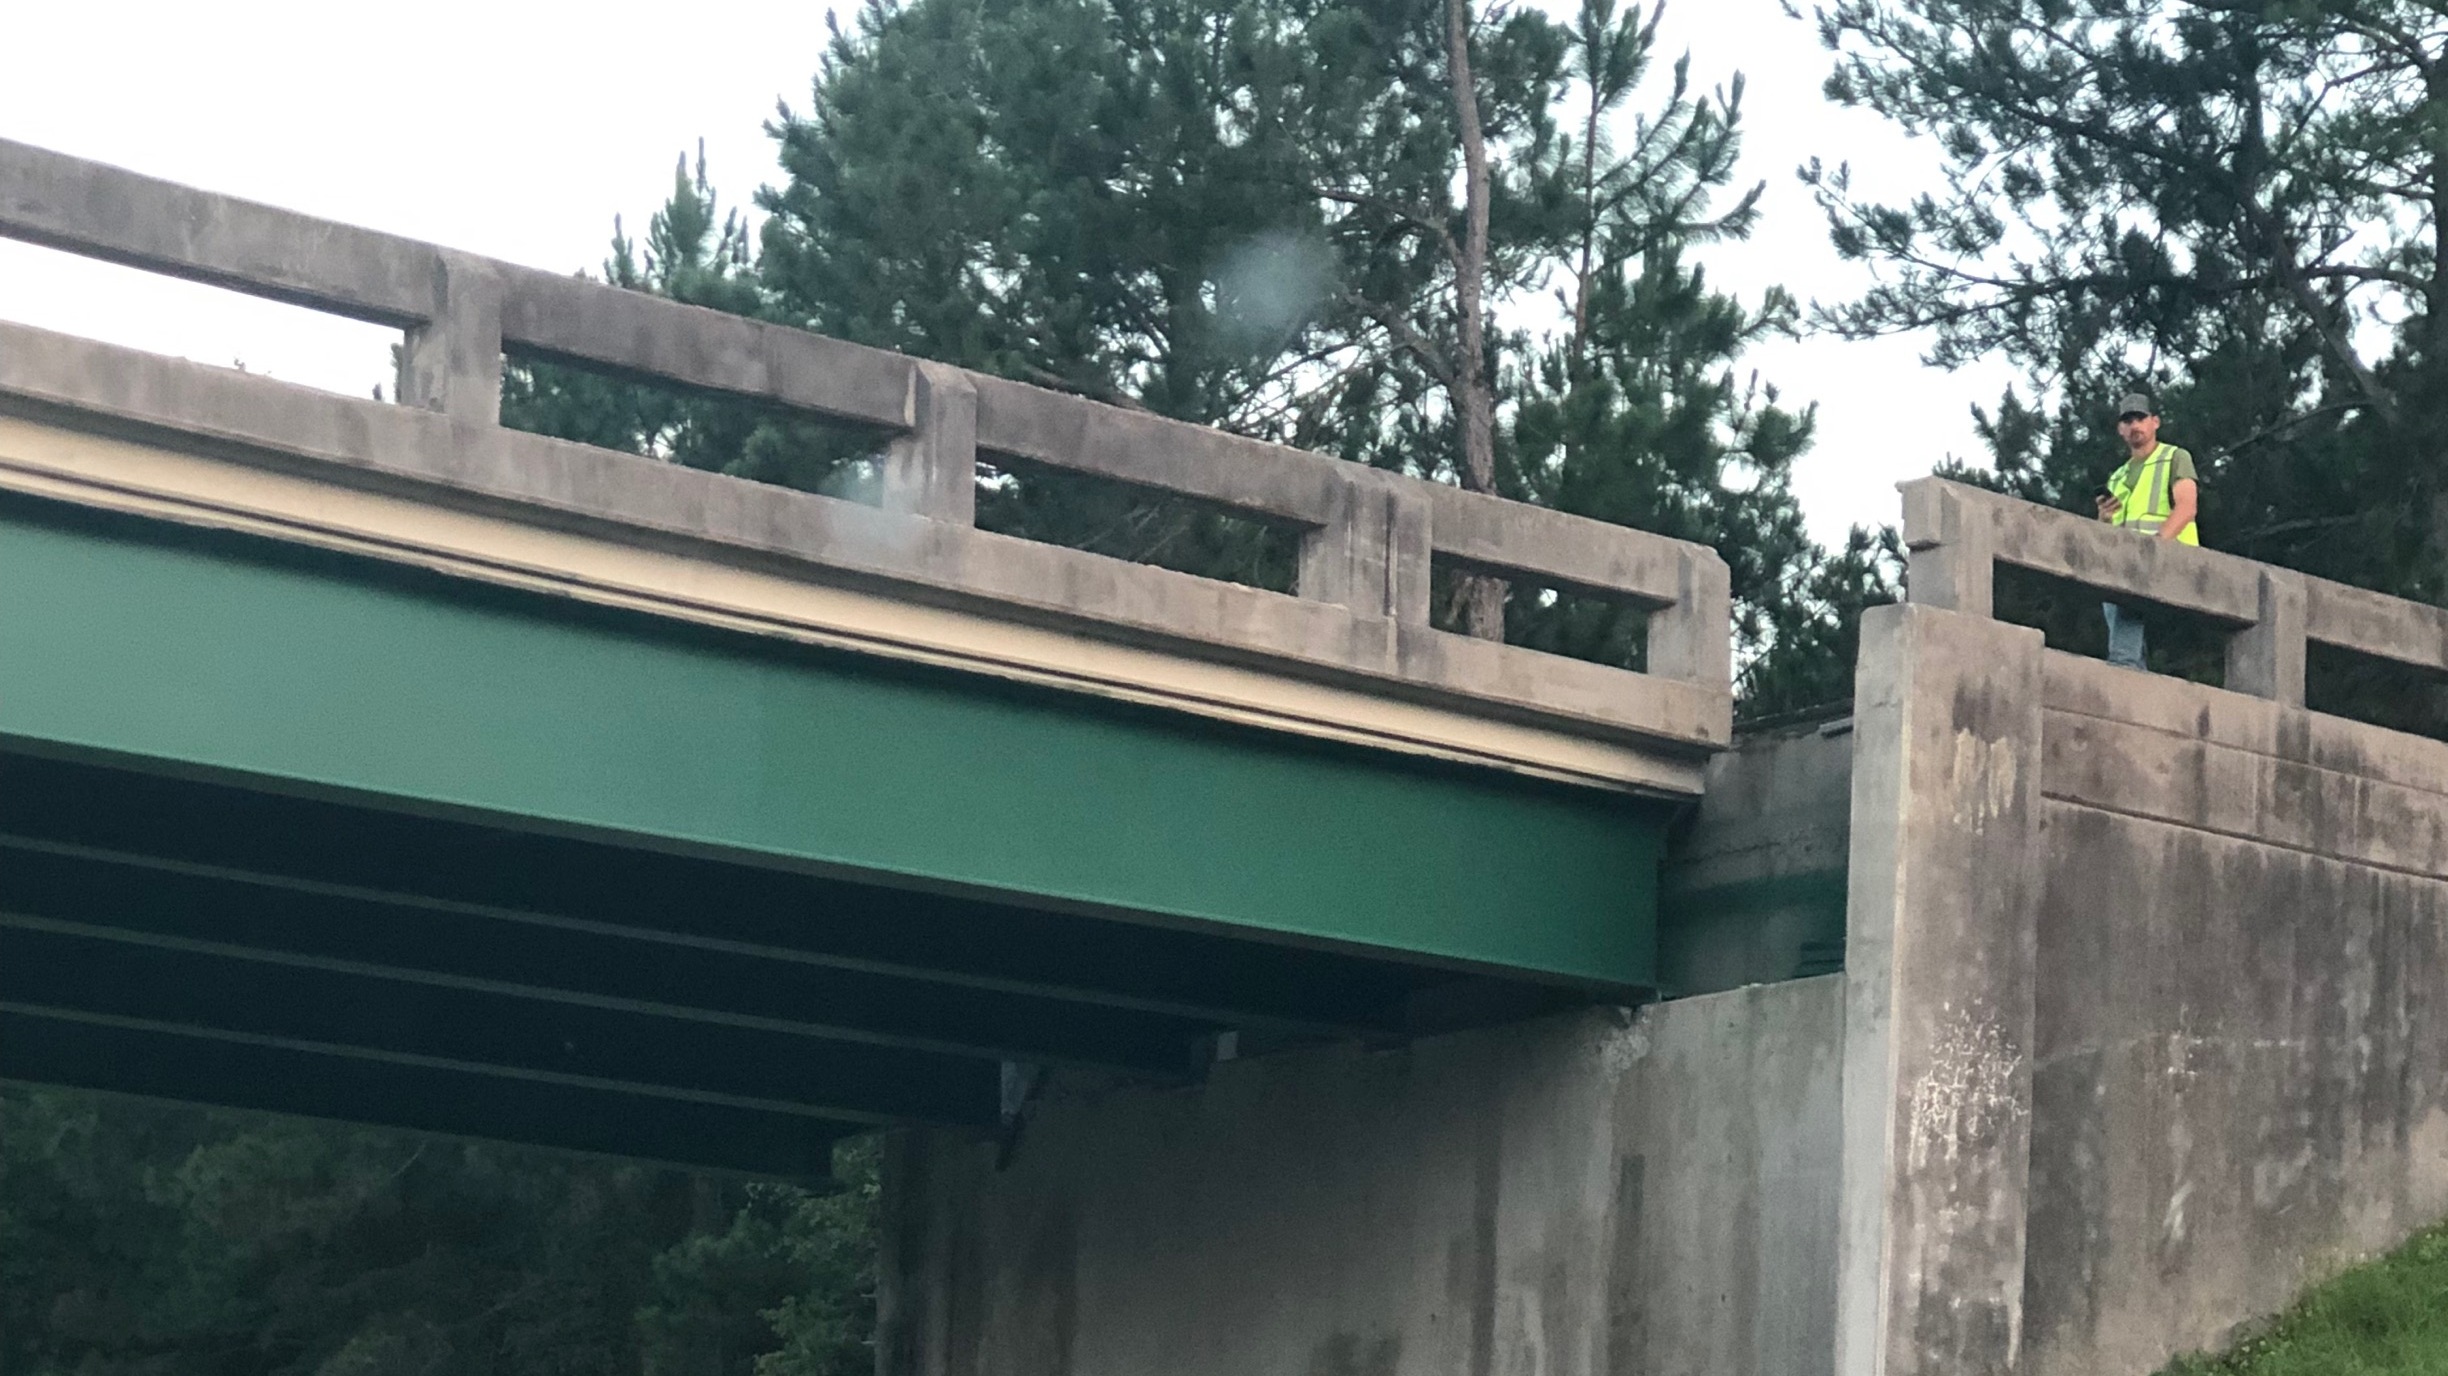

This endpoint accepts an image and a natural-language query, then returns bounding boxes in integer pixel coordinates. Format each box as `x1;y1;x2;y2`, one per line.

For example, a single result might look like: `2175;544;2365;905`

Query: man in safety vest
2091;391;2200;669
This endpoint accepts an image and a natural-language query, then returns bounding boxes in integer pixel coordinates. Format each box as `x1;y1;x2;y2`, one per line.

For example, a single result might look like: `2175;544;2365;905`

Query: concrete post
1900;479;1996;617
1648;547;1733;690
1297;475;1432;622
1837;602;2045;1376
2225;567;2307;706
881;361;979;524
396;250;503;424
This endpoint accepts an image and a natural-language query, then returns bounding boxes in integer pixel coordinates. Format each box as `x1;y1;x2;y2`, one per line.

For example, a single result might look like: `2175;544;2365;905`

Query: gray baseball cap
2115;392;2156;418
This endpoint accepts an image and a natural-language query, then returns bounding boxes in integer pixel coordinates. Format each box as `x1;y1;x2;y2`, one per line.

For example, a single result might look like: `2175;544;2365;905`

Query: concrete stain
1602;1154;1648;1375
1468;1111;1502;1376
1594;1014;1652;1077
1908;1003;2027;1172
1948;727;2022;830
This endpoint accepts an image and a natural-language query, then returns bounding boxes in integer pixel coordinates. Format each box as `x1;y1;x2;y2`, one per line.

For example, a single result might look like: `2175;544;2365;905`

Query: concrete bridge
9;140;2448;1376
0;138;1732;1177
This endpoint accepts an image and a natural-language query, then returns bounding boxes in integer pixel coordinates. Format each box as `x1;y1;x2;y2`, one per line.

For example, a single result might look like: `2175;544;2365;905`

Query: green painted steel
0;499;1667;986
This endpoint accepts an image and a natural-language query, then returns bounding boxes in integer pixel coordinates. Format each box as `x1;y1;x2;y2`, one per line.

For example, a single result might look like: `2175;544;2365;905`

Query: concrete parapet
0;323;1721;790
877;980;1842;1376
395;250;504;424
1900;476;2448;694
497;257;918;429
2223;567;2308;706
2304;573;2448;671
881;361;980;524
0;137;1734;765
1645;541;1734;696
1901;477;2258;626
1899;480;1996;619
0;137;444;324
1296;470;1433;623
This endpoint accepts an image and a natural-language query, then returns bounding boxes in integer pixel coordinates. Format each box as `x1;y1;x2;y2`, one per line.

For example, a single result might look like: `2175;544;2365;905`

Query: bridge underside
0;489;1670;1176
2;747;1588;1176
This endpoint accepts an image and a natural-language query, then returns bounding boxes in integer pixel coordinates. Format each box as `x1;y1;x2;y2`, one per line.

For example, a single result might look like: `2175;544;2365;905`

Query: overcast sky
0;0;2017;544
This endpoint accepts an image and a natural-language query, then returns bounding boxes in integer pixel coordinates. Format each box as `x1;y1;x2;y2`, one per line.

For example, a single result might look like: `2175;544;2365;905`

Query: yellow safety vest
2108;443;2198;545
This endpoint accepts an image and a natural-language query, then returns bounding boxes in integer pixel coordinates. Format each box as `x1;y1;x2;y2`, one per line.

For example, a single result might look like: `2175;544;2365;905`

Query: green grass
2159;1221;2448;1374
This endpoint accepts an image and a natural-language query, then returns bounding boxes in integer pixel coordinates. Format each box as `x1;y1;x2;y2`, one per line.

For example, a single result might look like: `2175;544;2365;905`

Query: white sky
0;0;2014;545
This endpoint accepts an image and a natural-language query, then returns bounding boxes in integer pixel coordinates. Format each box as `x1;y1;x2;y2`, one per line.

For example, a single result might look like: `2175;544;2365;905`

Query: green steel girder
0;921;1003;1126
0;750;1431;1040
0;1007;856;1179
0;495;1671;988
0;838;1218;1075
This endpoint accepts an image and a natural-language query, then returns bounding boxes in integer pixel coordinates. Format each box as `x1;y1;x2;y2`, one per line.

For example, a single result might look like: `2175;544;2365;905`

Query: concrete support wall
1837;604;2046;1376
1661;718;1855;995
2018;654;2448;1375
877;979;1843;1376
880;575;2448;1376
1834;596;2448;1376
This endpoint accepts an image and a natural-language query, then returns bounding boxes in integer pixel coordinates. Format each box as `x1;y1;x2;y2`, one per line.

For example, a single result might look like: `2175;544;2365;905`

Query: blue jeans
2102;601;2146;669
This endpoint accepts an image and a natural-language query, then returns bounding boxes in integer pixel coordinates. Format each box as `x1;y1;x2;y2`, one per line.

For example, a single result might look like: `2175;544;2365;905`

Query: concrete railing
1902;476;2448;706
0;139;1731;700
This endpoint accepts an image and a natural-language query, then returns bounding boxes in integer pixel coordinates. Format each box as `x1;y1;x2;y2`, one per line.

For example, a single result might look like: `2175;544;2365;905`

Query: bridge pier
874;981;1842;1376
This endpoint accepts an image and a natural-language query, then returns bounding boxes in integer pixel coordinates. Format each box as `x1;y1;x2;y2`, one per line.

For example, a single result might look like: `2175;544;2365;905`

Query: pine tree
1811;0;2448;726
1811;0;2448;594
752;0;1887;692
1503;0;1894;710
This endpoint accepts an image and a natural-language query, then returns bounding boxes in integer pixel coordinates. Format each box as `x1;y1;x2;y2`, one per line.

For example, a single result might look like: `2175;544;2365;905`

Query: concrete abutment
879;980;1844;1376
880;592;2448;1376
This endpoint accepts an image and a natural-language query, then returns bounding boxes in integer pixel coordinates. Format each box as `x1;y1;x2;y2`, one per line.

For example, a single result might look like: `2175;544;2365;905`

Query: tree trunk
2422;68;2448;592
1446;0;1507;640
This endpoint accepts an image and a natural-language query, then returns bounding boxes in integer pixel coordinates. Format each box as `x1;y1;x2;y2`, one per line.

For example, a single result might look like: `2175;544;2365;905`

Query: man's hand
2095;491;2118;522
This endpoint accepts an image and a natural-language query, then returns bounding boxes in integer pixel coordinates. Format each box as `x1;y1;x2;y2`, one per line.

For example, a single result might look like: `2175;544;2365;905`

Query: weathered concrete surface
0;323;1723;789
1297;471;1434;624
1838;603;2046;1376
2222;568;2307;707
1661;718;1854;995
1835;586;2448;1376
878;978;1842;1376
1901;477;2258;627
2019;653;2448;1375
879;360;980;524
0;138;1730;641
395;250;504;423
0;137;1739;793
1901;476;2448;683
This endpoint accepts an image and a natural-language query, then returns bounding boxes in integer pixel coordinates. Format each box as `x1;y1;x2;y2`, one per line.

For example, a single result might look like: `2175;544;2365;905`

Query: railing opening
1429;559;1652;671
1904;478;2448;739
975;453;1303;595
1990;562;2232;685
498;351;899;503
2307;641;2448;743
0;239;396;401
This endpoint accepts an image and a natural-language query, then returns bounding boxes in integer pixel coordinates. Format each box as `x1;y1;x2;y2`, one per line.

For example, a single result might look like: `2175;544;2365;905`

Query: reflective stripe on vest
2109;443;2198;545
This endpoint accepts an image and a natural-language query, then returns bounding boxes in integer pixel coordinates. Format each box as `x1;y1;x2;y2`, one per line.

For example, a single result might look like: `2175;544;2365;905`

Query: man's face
2117;410;2160;453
